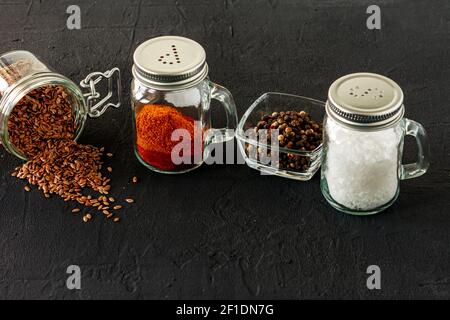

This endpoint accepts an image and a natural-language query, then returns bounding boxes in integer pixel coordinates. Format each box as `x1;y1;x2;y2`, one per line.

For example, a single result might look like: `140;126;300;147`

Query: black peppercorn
247;109;323;172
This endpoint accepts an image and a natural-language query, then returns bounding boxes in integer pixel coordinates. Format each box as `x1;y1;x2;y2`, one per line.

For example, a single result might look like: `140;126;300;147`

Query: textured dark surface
0;0;449;300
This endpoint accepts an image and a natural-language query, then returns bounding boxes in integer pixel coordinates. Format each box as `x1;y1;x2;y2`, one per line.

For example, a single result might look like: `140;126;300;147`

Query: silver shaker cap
132;36;209;90
327;72;405;129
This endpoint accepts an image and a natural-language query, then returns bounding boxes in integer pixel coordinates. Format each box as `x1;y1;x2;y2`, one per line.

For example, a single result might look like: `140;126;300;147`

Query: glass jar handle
400;118;430;180
208;82;238;143
80;68;121;118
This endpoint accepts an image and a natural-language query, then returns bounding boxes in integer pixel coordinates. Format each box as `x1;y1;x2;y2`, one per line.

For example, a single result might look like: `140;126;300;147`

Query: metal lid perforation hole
156;45;182;65
171;44;181;64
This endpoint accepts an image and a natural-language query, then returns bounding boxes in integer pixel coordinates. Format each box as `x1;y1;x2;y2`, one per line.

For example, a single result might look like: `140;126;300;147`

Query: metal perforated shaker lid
132;36;209;90
327;73;405;129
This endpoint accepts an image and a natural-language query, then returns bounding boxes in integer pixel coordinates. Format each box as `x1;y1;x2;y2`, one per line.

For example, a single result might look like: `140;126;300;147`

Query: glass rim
0;73;87;160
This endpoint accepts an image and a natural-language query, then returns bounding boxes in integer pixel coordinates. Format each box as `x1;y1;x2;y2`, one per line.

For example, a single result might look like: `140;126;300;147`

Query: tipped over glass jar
320;73;430;215
0;50;121;160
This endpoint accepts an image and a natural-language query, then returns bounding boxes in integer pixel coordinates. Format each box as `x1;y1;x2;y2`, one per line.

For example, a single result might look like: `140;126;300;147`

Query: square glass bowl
236;92;326;181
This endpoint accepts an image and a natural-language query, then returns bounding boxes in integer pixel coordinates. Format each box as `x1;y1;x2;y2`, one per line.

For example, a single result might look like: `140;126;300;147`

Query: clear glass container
320;73;430;215
0;50;121;160
236;93;325;181
131;36;238;174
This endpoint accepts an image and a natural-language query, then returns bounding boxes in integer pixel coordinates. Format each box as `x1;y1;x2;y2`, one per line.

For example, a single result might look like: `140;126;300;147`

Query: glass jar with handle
131;36;238;174
0;50;121;160
320;73;430;215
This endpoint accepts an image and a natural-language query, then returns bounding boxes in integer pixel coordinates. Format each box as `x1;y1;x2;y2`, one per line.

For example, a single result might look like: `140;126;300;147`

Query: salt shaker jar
131;36;238;174
0;50;121;160
321;73;430;215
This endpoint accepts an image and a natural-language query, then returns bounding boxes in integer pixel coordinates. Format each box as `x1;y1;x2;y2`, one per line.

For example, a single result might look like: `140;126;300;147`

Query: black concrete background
0;0;449;299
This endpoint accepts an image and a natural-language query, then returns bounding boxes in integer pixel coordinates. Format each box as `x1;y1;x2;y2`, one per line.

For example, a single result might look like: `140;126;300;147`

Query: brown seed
6;80;122;225
125;198;134;204
82;214;92;223
107;167;113;173
113;217;120;223
113;205;122;210
132;176;138;183
107;213;113;219
103;210;110;216
106;153;113;157
72;208;81;213
108;197;115;203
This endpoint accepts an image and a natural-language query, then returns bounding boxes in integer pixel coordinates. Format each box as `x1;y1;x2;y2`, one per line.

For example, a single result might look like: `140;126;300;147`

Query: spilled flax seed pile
9;85;135;223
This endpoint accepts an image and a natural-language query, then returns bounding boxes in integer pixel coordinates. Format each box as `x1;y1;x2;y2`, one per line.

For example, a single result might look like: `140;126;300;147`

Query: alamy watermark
66;5;81;30
66;265;81;290
366;265;381;290
168;123;282;171
366;5;381;30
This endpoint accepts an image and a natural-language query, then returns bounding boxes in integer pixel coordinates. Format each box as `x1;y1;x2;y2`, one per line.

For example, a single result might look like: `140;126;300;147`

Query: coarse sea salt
323;117;402;211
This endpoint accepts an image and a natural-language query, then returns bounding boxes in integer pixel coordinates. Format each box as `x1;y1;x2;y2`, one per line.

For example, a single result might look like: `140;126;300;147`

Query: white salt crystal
324;117;402;211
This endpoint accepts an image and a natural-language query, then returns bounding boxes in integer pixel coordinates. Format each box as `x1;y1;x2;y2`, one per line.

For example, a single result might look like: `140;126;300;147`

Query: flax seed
7;83;120;224
125;198;134;204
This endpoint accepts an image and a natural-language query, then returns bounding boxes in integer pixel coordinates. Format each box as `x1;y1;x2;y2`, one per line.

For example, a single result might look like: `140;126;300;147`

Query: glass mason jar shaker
131;36;238;174
0;50;121;160
321;73;430;215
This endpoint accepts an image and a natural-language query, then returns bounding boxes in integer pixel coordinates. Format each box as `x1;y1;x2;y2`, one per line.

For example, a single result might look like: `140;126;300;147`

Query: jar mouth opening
325;101;405;131
0;73;87;160
0;49;36;60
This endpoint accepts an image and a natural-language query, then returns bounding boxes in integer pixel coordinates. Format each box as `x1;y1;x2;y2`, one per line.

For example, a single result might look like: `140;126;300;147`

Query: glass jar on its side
0;50;121;160
320;73;430;215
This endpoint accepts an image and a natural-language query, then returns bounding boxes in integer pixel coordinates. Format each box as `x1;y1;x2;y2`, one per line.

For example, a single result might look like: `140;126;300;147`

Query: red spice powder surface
136;104;203;171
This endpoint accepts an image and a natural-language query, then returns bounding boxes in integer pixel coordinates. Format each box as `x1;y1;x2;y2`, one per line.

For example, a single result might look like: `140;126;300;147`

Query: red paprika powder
136;104;203;171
